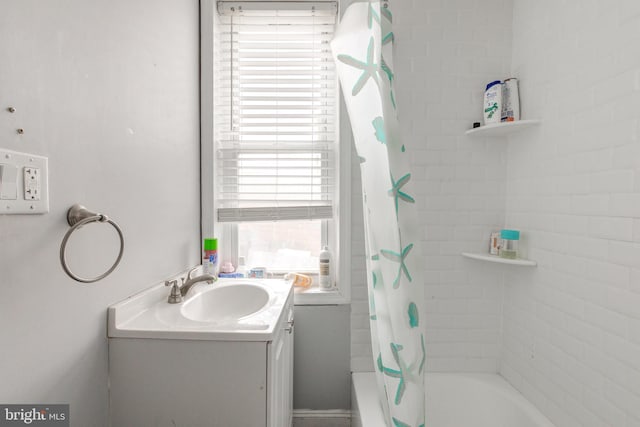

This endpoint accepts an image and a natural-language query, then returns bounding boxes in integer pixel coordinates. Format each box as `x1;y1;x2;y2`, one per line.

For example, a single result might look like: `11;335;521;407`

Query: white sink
181;283;271;322
108;273;292;341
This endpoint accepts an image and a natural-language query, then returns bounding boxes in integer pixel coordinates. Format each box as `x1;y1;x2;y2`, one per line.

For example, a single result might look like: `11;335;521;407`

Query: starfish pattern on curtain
331;2;425;426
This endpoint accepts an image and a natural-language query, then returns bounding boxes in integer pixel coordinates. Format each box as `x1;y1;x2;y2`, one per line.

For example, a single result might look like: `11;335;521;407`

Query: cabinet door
109;339;267;427
267;302;294;427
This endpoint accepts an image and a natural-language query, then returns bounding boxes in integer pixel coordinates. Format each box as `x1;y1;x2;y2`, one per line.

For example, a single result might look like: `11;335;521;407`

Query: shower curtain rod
218;0;338;14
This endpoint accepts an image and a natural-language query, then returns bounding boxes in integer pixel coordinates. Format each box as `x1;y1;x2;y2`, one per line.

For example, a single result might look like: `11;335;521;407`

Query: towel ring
60;204;125;283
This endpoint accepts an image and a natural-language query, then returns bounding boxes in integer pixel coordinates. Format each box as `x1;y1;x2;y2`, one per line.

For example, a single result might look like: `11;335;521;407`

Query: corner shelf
465;119;541;137
461;252;537;267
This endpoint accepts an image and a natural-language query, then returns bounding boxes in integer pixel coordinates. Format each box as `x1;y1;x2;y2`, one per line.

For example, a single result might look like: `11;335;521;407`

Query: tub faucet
165;273;217;304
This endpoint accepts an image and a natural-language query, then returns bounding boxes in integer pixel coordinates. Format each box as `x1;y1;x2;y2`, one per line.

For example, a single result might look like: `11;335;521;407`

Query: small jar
499;229;520;259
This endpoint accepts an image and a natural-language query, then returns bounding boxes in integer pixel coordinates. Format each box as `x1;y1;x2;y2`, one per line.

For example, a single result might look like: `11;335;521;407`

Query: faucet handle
164;279;178;287
187;265;200;281
167;282;183;304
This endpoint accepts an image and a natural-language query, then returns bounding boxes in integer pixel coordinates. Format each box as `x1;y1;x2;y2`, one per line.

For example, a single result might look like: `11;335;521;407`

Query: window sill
294;286;350;305
217;278;349;305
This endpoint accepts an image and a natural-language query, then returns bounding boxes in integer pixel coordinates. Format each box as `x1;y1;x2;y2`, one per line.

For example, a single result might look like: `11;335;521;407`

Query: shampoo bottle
483;80;503;125
318;246;332;289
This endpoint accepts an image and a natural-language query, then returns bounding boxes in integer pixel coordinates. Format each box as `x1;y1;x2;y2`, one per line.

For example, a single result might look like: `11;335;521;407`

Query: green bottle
203;238;218;276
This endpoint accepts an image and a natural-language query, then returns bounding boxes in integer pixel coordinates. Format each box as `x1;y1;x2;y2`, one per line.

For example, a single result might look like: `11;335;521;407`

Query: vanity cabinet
108;292;294;427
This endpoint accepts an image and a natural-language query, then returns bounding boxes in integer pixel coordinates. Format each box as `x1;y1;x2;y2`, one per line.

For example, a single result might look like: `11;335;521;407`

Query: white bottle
318;246;332;289
483;80;503;125
501;78;520;122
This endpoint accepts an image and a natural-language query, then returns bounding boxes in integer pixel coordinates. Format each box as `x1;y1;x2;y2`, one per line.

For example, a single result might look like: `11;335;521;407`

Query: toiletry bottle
203;238;218;276
501;78;520;122
499;229;520;259
489;231;501;255
319;246;331;289
484;80;503;125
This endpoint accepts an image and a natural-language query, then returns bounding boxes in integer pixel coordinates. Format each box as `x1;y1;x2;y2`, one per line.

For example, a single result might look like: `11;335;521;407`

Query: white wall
501;1;640;426
351;0;513;373
0;1;200;425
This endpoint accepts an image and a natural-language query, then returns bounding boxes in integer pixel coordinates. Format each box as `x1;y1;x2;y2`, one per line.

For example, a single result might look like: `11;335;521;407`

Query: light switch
0;164;18;200
0;149;49;214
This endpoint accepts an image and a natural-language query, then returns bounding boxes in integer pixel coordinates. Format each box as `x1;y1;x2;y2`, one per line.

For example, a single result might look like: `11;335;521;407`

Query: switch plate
0;149;49;214
0;164;18;200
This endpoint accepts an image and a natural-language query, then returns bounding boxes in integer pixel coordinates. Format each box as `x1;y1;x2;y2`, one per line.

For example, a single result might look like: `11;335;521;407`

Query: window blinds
216;1;339;223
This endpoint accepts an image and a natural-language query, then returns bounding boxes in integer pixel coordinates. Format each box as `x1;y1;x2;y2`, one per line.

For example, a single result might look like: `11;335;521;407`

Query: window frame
200;0;351;305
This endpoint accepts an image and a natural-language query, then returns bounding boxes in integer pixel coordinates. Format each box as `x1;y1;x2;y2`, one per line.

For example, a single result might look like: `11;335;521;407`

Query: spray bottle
203;238;218;276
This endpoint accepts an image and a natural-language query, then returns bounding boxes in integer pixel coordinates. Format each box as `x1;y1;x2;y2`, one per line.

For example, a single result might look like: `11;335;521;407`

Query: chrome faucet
180;274;216;297
165;268;217;304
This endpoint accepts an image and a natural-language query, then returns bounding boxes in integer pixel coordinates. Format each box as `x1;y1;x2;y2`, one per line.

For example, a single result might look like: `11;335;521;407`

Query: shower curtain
331;2;425;426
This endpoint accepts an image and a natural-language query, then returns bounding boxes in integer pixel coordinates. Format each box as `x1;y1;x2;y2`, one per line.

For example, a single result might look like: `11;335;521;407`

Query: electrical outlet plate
0;148;49;214
24;167;41;200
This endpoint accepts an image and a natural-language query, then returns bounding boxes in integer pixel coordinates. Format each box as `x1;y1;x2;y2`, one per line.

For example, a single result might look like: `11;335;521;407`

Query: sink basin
108;275;292;341
181;283;271;322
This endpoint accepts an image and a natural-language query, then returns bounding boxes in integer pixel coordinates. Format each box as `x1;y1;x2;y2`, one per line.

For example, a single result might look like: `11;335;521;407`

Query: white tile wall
502;1;640;426
350;0;513;373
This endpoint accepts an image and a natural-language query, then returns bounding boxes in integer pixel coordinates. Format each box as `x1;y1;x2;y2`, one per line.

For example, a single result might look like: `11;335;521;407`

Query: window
201;0;350;303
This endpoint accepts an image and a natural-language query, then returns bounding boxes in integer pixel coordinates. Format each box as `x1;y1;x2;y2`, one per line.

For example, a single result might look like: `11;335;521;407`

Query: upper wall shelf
461;252;537;267
465;119;541;137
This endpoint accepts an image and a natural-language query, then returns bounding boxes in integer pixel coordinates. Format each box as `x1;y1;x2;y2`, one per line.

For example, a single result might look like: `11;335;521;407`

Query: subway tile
594;69;640;106
590;170;636;194
610;193;640;217
584;303;629;338
609;241;640;268
351;4;640;425
603;378;640;421
588;217;634;241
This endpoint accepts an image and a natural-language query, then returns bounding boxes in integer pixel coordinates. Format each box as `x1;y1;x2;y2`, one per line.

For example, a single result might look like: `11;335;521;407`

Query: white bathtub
351;373;555;427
